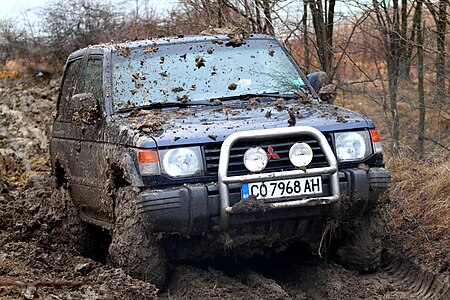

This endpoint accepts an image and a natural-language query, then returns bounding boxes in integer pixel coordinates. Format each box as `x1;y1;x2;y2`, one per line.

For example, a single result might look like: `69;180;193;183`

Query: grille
204;134;333;175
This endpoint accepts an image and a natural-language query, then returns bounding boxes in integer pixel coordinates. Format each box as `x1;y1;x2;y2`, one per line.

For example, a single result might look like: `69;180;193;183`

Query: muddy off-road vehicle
50;34;390;287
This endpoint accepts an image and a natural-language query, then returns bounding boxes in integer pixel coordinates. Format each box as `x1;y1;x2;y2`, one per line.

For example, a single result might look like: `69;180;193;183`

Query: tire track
374;258;449;300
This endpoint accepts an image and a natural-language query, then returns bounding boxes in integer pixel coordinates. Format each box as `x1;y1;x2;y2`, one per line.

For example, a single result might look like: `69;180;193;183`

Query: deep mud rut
0;80;448;299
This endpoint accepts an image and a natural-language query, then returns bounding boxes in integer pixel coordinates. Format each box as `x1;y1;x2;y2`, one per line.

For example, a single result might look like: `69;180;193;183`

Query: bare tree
415;0;425;156
302;1;311;71
0;19;30;63
424;0;447;107
370;0;403;153
307;0;336;75
39;0;118;61
224;0;275;34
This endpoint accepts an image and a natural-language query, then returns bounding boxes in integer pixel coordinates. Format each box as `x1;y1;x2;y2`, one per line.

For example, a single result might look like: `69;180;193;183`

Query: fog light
289;142;313;167
243;147;268;172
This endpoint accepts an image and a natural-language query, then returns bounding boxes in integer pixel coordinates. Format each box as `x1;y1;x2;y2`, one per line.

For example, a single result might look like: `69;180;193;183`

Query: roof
68;34;277;60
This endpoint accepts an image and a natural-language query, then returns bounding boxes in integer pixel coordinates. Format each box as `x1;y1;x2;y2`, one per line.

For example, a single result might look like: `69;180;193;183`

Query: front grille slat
204;134;333;176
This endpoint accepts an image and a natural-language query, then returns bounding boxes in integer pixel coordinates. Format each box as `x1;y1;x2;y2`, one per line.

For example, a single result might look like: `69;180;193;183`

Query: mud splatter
288;109;296;127
177;95;191;103
134;115;164;132
318;84;337;104
195;56;205;68
143;43;158;54
212;99;222;106
336;115;348;123
273;99;286;111
228;83;237;90
231;196;270;214
159;71;168;78
172;87;184;93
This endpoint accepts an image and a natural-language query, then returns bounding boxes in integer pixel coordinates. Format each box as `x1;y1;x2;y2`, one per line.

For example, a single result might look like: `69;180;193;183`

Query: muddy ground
0;80;448;299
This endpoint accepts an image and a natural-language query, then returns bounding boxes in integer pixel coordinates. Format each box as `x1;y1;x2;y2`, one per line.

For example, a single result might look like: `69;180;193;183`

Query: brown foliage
385;151;450;272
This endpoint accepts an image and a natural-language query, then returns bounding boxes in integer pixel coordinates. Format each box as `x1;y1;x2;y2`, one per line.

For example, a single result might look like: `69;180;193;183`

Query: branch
330;11;371;79
423;135;450;152
337;44;377;88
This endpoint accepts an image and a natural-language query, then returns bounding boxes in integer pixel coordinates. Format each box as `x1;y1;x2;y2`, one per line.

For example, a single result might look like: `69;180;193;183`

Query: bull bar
218;126;340;227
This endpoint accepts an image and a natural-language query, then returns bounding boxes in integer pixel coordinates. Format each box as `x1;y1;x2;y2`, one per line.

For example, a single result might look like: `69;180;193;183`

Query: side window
84;58;103;101
57;59;82;122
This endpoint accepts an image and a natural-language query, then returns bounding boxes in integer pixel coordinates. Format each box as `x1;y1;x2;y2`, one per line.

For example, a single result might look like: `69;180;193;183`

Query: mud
200;27;250;47
318;84;337;104
1;79;448;299
162;264;289;299
131;109;195;133
231;196;270;213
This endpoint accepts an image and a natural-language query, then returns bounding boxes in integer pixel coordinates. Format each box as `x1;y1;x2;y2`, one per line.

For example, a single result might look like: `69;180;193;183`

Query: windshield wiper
116;100;214;113
214;93;300;102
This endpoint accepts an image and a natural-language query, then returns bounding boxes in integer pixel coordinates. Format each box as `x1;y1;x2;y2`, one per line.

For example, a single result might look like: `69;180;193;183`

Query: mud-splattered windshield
111;38;307;112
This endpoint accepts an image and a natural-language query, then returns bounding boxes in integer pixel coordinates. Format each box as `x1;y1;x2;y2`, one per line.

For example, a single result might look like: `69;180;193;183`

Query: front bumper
136;167;390;234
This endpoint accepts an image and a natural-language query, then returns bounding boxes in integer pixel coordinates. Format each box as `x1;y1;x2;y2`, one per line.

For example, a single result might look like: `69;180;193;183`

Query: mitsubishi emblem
267;146;280;160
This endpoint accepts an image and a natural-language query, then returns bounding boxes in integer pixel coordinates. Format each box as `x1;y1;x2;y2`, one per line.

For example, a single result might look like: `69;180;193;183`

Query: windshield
111;38;307;112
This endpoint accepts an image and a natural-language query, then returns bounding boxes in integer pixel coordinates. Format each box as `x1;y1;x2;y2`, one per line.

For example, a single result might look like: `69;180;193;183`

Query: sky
0;0;177;21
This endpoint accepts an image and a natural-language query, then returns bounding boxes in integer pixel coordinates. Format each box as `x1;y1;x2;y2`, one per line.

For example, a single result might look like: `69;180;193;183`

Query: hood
114;101;374;148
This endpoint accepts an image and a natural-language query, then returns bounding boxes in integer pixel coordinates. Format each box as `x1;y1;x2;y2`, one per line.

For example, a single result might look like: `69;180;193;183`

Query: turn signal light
369;129;381;142
369;129;383;153
138;149;159;163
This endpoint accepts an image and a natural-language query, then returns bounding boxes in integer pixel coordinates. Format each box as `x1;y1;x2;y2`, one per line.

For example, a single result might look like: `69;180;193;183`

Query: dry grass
385;150;449;272
335;82;449;272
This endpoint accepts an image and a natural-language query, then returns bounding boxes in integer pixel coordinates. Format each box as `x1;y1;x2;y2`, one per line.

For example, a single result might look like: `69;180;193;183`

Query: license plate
241;176;322;200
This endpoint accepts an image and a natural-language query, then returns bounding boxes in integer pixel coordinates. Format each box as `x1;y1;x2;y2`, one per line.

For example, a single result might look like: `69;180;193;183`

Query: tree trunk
399;0;411;81
384;0;401;153
255;0;263;32
326;0;335;74
262;0;274;35
218;0;224;28
388;56;400;153
308;0;335;76
416;1;425;156
372;0;402;153
435;0;447;106
302;1;310;72
243;0;257;32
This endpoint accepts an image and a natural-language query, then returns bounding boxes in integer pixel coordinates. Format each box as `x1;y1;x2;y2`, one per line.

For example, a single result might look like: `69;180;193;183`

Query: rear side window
57;59;82;121
84;58;103;101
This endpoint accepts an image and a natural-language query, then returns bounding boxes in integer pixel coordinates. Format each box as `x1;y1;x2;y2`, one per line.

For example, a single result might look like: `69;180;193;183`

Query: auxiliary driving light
243;147;268;172
289;142;313;167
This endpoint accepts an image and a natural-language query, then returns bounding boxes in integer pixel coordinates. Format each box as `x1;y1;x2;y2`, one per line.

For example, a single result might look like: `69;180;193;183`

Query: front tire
107;187;167;288
335;210;384;273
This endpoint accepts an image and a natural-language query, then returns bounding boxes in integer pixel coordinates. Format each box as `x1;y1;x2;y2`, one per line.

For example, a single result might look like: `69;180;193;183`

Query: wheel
335;210;384;273
107;186;167;288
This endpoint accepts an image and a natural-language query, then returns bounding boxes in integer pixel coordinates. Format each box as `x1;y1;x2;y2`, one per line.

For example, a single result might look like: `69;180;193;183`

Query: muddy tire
108;187;167;288
335;211;384;273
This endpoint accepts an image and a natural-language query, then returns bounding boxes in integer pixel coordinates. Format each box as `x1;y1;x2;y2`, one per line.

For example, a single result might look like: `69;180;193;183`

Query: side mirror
71;93;101;125
307;71;330;93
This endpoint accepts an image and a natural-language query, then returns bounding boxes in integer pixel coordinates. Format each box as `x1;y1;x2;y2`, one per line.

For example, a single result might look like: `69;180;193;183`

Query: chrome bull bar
218;126;340;227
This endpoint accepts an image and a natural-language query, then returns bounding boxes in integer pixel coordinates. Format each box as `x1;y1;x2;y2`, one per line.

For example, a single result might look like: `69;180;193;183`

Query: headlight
335;131;371;161
159;147;203;177
243;147;268;172
289;142;313;167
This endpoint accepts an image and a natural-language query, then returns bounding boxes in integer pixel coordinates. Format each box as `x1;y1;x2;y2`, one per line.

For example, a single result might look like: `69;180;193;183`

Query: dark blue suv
51;34;390;287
